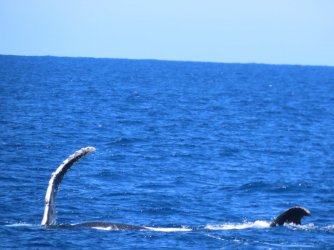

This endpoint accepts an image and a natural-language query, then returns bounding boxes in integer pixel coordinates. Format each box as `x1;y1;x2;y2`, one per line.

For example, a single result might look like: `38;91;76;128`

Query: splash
205;220;270;230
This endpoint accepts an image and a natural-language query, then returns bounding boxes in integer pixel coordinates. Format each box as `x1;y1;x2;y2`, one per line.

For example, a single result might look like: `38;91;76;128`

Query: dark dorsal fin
41;147;96;226
270;207;311;227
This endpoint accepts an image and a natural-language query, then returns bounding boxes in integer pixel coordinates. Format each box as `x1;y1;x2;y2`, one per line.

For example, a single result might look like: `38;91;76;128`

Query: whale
41;147;95;226
270;206;311;227
41;146;311;230
41;146;146;230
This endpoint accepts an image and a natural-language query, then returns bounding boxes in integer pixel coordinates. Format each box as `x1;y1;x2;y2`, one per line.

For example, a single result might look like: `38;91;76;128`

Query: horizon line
1;53;333;68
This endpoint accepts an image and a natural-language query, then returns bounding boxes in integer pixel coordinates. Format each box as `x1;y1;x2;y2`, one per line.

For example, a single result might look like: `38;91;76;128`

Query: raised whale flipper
270;207;311;227
41;146;96;226
41;146;147;230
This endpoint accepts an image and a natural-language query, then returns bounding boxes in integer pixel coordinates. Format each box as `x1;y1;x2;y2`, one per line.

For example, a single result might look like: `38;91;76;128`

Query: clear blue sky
1;0;333;66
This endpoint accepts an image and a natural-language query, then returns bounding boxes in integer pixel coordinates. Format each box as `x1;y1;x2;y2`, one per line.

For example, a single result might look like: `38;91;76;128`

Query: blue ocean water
0;55;333;249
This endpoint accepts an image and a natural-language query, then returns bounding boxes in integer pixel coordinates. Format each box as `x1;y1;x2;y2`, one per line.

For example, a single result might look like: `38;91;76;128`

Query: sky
0;0;333;66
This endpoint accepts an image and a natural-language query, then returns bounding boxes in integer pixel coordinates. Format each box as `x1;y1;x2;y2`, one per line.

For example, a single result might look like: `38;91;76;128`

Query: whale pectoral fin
41;146;96;226
270;207;311;227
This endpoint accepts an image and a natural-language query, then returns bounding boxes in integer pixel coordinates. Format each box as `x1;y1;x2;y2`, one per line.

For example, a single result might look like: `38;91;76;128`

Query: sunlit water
1;55;333;249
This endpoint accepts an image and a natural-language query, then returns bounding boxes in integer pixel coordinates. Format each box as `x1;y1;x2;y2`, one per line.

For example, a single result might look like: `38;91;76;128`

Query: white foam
6;223;35;228
285;223;316;230
205;220;270;230
92;226;117;231
144;227;192;232
90;226;192;232
324;225;334;230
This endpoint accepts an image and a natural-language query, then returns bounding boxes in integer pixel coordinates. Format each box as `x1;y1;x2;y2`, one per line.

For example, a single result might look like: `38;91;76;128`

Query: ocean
0;55;333;249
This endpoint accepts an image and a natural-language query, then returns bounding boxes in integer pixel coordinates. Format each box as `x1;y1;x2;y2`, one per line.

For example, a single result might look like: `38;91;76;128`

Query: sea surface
0;55;333;249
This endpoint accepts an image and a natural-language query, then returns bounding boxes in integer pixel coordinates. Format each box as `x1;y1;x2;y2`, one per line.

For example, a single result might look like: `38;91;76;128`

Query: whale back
41;146;96;226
